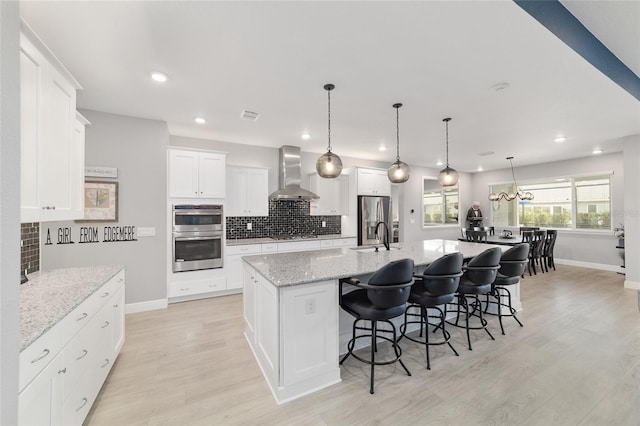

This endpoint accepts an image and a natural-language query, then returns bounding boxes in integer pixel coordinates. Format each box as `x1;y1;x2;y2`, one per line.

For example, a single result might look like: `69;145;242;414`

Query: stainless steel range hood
269;145;319;200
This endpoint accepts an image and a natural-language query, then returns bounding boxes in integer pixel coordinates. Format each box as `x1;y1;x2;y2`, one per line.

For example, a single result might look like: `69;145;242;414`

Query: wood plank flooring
85;265;640;425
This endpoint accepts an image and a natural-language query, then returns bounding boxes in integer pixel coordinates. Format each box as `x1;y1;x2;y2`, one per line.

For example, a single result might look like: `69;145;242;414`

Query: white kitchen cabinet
226;244;262;290
18;269;125;426
309;174;349;216
356;168;391;196
20;22;84;223
18;352;64;426
168;277;226;298
243;263;258;344
226;166;269;216
169;149;226;198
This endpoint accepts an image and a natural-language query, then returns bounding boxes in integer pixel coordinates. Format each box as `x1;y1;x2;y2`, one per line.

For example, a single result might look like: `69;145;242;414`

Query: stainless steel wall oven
172;205;223;272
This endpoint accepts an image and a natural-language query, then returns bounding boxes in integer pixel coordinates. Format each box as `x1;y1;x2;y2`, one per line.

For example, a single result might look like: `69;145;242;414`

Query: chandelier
438;118;459;186
316;83;343;178
488;156;534;201
387;103;410;183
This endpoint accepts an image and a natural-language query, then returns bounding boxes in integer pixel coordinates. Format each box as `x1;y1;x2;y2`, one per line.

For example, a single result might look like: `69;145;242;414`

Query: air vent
241;110;260;121
478;151;495;156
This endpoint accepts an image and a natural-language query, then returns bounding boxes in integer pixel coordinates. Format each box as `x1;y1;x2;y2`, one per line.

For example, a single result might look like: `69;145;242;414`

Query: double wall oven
172;204;223;272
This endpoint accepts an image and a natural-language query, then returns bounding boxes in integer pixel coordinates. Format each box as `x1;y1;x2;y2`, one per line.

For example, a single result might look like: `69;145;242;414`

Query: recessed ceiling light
436;160;443;166
477;166;484;172
378;146;387;152
194;117;206;124
301;133;311;140
592;149;603;154
554;137;567;143
151;72;168;83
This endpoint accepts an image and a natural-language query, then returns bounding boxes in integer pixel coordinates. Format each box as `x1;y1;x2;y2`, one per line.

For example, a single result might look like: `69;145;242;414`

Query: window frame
422;176;460;228
488;171;613;232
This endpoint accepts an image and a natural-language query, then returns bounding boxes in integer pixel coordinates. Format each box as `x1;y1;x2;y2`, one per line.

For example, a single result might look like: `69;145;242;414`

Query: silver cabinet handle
180;287;189;291
113;304;119;308
102;292;110;298
118;278;124;283
31;349;50;363
101;358;110;368
76;349;88;360
76;398;88;412
77;313;88;321
101;321;110;329
58;367;67;374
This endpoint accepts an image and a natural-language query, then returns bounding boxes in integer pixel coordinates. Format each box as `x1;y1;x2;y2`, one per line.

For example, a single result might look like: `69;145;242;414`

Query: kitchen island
242;239;517;404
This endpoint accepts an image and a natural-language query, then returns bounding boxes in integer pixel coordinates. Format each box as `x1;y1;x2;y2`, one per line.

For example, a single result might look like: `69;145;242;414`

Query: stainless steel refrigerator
357;195;392;246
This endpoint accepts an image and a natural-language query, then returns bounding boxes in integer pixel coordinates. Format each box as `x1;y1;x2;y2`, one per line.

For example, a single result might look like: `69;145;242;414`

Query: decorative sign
85;166;118;178
44;226;138;245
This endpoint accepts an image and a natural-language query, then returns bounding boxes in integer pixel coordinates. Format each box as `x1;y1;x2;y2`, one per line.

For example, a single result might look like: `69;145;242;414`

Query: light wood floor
85;265;640;425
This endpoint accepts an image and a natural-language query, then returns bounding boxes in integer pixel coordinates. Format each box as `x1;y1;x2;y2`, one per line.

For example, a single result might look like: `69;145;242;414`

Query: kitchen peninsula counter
241;239;515;405
20;265;124;351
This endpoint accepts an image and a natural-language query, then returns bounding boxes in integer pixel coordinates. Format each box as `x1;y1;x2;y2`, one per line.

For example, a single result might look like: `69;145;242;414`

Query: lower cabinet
18;269;125;426
243;264;340;403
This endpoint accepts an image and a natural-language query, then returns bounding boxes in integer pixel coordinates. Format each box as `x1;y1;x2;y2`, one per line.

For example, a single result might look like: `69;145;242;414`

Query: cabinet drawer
333;238;357;248
277;240;321;252
320;240;333;248
111;269;125;291
169;278;226;298
62;287;108;344
226;244;262;256
19;321;63;392
262;243;277;253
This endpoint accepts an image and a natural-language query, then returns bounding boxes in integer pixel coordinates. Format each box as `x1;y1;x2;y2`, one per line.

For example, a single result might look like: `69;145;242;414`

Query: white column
0;1;21;424
623;136;640;290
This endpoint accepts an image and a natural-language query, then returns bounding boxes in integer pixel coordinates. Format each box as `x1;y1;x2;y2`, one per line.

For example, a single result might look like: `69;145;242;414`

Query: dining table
459;234;525;246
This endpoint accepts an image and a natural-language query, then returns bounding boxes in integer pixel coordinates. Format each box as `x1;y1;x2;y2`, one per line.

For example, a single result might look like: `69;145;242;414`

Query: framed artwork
80;180;118;222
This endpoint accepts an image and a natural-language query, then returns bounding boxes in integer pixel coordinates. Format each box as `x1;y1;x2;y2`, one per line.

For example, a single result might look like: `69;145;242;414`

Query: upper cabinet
226;166;269;216
309;174;349;216
20;22;85;223
168;149;226;198
356;168;391;196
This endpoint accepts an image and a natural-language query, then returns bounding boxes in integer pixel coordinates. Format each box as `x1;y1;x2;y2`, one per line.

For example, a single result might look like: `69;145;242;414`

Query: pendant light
387;103;411;183
316;83;343;178
438;117;459;186
488;156;534;201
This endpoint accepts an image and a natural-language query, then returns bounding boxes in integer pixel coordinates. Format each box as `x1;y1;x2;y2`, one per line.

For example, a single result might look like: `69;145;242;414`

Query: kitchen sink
351;245;401;253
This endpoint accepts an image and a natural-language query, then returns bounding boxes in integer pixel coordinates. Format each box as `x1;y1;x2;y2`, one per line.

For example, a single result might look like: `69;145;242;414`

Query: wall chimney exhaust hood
269;146;319;200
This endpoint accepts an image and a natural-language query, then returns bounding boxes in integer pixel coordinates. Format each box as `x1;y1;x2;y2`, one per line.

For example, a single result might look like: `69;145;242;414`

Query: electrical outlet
247;222;252;230
321;221;326;228
305;298;316;314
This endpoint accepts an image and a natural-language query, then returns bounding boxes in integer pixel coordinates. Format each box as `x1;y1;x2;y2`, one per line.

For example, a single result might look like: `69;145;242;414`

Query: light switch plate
137;227;156;237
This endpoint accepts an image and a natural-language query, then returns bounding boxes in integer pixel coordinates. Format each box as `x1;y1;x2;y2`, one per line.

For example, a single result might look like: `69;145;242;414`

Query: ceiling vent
241;110;260;121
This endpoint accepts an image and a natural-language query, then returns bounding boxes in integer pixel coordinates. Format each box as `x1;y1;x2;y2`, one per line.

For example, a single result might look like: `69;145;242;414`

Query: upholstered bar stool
484;243;529;335
449;247;501;350
339;258;415;394
399;252;464;370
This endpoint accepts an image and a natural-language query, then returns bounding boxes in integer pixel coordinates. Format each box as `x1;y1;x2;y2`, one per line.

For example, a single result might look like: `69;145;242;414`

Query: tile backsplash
226;200;341;239
21;222;40;274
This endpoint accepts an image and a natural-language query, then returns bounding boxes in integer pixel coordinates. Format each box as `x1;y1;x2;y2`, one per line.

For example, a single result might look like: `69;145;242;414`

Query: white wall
0;2;20;423
396;164;473;242
41;110;170;304
471;152;625;268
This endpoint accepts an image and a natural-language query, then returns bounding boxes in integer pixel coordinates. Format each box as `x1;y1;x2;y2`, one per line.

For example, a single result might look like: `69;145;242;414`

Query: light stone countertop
20;265;124;351
242;239;511;287
226;234;357;246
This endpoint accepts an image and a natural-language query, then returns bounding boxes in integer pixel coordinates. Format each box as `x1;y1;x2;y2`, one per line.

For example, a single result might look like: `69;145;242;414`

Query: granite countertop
20;265;124;351
226;234;357;246
243;239;510;287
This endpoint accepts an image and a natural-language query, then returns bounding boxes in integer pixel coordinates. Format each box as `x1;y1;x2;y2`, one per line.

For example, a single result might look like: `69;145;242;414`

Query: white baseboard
624;279;640;290
125;298;168;314
555;258;624;274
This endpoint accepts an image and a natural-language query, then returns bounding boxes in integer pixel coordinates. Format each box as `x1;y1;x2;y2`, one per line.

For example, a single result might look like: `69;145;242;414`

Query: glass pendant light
316;83;343;178
488;156;534;201
438;117;459;186
387;103;410;183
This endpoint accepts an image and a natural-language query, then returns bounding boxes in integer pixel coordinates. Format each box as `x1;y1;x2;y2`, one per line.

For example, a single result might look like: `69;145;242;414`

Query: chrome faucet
374;221;390;251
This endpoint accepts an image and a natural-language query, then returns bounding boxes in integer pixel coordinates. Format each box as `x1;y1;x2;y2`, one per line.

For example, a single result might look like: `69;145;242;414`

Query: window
490;174;611;231
423;178;459;226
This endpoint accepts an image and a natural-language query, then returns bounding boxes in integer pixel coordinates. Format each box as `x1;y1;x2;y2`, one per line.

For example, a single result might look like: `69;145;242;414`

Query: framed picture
79;180;118;222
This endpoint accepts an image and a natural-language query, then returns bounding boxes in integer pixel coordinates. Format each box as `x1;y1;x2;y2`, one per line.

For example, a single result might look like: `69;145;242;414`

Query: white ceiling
20;1;640;173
